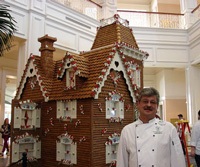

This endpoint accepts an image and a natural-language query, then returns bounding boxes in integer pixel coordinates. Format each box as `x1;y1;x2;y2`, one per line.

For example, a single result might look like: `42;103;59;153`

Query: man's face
137;95;158;121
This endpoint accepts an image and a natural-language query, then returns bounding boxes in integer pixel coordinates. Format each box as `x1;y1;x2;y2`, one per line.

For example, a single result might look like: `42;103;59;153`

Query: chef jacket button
138;150;140;152
152;165;154;167
139;165;141;167
153;135;155;137
136;125;138;127
152;149;154;151
137;136;139;138
155;123;157;125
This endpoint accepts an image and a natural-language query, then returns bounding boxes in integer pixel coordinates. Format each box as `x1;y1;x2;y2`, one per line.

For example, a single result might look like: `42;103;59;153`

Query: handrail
117;10;183;16
117;10;184;29
87;0;102;8
191;4;200;13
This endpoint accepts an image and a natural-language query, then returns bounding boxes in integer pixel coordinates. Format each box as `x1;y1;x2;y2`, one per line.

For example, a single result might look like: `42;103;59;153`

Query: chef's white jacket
116;118;186;167
191;120;200;155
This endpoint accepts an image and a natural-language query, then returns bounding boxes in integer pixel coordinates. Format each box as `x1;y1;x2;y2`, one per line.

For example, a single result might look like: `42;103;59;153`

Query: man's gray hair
137;87;160;105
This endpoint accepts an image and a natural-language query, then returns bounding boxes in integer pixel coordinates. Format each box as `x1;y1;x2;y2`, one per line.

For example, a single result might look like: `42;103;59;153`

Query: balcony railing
53;0;102;20
117;10;184;29
53;0;200;29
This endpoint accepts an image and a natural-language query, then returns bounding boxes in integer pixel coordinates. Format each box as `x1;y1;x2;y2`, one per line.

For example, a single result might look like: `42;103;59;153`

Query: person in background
0;118;11;156
178;114;184;120
116;87;186;167
176;113;186;155
191;110;200;167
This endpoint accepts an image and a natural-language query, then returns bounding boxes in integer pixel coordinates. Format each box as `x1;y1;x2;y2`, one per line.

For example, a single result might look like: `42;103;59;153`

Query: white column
0;69;4;128
0;69;4;145
180;0;197;28
98;0;117;19
185;66;200;125
17;41;28;87
0;68;16;144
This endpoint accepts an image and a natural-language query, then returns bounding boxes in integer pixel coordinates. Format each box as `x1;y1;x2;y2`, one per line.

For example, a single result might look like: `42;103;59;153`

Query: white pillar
0;68;16;144
185;66;200;125
98;0;117;19
17;41;28;87
180;0;197;28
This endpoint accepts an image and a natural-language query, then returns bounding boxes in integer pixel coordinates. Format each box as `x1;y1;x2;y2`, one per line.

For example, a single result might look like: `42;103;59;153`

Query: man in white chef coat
116;87;186;167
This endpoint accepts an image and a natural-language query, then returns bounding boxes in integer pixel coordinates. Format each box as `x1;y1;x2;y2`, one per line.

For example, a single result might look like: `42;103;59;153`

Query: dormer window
129;63;141;88
105;91;124;121
66;69;75;88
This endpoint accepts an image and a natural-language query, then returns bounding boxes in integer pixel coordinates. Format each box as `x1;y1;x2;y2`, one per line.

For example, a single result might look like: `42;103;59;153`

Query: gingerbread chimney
38;35;57;78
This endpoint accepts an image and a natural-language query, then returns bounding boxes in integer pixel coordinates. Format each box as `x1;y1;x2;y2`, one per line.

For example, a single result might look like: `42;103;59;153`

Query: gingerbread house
11;14;148;167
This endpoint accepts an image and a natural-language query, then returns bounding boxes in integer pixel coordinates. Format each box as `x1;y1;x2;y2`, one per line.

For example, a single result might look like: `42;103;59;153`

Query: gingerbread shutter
36;108;41;128
34;141;41;158
12;142;19;162
14;107;22;128
57;101;64;119
71;142;77;164
56;141;65;161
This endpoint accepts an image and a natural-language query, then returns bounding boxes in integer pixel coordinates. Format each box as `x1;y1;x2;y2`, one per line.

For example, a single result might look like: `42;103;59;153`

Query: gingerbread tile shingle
49;46;114;100
91;21;138;50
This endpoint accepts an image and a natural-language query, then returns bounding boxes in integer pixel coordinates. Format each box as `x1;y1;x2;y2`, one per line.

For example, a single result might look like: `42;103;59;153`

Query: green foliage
0;4;16;57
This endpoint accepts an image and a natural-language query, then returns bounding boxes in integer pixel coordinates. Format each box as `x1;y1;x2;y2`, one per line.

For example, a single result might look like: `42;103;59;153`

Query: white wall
164;69;186;99
117;2;150;11
133;27;189;68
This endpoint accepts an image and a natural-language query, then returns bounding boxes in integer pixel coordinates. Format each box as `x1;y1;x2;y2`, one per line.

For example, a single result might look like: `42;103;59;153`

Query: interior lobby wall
165;99;187;122
158;4;180;13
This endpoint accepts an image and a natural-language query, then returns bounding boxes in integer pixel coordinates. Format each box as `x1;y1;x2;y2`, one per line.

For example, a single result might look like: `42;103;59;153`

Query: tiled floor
0;154;10;167
0;144;10;167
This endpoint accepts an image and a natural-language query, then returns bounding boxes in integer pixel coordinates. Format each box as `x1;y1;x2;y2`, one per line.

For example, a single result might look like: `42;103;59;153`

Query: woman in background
1;118;11;156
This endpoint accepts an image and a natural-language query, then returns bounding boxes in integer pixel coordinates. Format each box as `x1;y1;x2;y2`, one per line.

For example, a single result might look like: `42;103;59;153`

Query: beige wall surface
158;4;180;13
165;99;187;123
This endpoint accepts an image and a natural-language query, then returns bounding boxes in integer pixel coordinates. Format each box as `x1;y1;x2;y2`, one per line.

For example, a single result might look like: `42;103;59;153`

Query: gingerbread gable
15;55;53;102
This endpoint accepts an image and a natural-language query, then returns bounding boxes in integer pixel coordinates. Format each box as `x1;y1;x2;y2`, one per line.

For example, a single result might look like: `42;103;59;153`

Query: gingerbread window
66;69;75;88
129;63;141;88
12;133;41;163
57;100;77;121
105;91;124;120
56;132;77;165
105;132;120;164
13;101;40;129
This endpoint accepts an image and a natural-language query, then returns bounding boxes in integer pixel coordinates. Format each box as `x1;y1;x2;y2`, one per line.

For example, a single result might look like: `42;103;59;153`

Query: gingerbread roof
91;14;139;50
15;15;148;102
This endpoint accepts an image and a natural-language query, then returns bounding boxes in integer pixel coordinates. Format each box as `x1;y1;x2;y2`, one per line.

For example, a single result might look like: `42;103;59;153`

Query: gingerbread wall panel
91;71;135;166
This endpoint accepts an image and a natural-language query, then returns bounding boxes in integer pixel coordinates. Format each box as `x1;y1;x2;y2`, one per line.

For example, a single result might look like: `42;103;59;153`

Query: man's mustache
144;106;153;111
